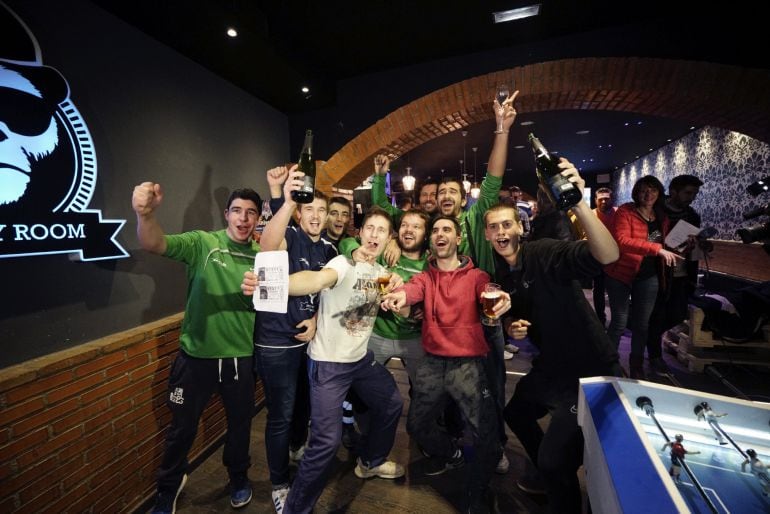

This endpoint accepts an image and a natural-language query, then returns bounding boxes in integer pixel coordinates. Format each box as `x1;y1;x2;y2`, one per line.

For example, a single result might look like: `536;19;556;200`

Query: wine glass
495;84;510;132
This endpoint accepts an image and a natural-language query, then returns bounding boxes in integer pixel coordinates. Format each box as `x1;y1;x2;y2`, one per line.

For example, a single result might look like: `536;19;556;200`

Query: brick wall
0;314;264;514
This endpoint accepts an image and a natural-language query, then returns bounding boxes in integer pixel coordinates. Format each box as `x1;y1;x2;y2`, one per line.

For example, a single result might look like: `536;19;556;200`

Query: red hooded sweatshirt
401;256;489;357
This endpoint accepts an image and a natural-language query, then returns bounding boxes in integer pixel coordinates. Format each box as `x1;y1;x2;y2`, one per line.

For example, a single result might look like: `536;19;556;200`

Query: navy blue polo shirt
256;226;338;346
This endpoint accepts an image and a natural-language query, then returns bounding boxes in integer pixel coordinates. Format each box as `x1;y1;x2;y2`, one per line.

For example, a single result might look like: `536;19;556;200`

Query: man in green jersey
133;181;261;514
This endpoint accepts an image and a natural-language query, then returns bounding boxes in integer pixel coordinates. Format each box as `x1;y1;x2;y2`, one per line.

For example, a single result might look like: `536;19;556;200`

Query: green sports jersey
338;237;427;340
371;173;501;275
164;230;259;358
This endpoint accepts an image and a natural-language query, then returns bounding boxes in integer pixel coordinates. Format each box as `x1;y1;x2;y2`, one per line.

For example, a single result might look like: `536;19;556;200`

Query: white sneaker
271;486;290;513
503;350;514;360
504;343;519;354
289;445;305;462
354;458;405;479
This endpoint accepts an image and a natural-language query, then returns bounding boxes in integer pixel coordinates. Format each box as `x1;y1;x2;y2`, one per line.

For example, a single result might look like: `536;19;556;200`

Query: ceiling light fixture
226;27;238;38
403;166;416;191
461;131;470;195
493;4;541;24
471;147;480;199
301;86;310;93
576;130;590;135
520;120;534;126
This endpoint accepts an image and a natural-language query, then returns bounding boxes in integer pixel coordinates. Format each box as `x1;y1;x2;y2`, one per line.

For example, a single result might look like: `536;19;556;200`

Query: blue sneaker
230;479;252;509
151;474;187;514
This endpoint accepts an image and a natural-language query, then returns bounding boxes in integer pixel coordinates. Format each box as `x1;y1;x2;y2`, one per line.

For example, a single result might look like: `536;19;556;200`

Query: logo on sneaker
482;387;492;399
170;387;184;405
570;404;578;414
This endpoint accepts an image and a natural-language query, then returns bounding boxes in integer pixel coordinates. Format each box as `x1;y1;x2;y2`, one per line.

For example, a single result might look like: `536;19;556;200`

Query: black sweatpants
503;370;584;514
156;351;255;493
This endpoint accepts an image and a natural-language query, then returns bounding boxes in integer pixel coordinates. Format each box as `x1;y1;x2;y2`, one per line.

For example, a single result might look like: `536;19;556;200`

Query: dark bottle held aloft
292;129;315;204
528;133;582;211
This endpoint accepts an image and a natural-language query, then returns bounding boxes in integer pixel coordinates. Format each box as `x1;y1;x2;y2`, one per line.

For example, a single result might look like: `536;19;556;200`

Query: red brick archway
317;57;770;192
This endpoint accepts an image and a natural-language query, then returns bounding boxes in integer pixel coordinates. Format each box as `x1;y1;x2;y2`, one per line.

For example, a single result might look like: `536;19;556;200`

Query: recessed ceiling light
608;144;612;148
514;145;525;149
226;27;238;38
576;130;590;135
301;86;310;93
667;139;672;142
624;122;630;127
520;120;534;126
493;4;541;23
690;126;696;130
637;121;643;125
598;145;603;149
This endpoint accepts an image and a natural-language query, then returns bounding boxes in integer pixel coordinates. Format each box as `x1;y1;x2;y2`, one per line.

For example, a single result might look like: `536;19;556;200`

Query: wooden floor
144;298;770;514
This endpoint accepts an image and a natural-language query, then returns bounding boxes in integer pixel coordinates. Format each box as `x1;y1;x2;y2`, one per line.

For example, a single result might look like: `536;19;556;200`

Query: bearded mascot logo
0;2;127;260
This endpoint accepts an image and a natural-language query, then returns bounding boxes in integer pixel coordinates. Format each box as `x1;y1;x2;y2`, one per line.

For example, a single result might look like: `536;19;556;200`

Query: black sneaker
151;474;187;514
341;423;361;449
517;471;545;495
424;450;464;476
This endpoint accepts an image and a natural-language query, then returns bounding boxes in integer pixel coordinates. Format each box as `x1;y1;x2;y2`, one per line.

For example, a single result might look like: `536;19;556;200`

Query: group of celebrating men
133;92;663;514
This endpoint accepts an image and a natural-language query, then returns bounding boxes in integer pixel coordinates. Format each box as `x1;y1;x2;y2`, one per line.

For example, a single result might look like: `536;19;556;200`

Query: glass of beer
481;283;502;326
377;273;391;295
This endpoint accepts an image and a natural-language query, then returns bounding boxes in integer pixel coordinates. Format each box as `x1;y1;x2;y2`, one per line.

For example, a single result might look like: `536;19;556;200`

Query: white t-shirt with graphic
308;254;385;363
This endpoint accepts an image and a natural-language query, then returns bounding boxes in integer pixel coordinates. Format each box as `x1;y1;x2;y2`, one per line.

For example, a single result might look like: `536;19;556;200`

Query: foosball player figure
662;434;700;483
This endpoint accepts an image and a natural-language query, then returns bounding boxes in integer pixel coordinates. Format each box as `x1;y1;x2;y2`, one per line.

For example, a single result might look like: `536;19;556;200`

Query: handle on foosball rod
636;396;654;416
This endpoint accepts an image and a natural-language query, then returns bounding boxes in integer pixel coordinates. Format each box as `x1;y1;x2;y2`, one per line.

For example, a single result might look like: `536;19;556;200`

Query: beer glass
481;283;502;326
377;273;391;295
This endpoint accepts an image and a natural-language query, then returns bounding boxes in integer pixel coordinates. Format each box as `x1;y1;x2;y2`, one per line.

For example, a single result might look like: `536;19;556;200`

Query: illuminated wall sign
0;3;127;261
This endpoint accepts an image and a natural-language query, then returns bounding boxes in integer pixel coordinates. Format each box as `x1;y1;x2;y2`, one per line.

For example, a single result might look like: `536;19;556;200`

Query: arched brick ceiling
317;57;770;192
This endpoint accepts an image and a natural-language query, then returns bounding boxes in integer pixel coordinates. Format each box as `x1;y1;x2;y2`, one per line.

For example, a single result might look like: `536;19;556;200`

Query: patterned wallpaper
612;126;770;241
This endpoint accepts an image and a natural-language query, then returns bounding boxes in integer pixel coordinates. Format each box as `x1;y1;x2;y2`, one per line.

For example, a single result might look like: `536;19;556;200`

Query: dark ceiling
90;0;766;194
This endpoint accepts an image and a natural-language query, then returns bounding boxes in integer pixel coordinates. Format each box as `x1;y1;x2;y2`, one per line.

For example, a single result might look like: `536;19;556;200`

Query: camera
736;202;770;252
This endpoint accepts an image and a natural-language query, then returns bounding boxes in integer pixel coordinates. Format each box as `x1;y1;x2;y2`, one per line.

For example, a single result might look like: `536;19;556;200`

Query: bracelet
493;130;509;134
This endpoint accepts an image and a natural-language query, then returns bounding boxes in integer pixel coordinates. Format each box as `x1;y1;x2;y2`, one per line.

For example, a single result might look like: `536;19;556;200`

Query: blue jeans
605;274;659;359
284;350;403;514
254;344;309;486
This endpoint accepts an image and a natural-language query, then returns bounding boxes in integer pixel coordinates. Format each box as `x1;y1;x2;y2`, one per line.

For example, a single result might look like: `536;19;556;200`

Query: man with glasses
132;182;262;513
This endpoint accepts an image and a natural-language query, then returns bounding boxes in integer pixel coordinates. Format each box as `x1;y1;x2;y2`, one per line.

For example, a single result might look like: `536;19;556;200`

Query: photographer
646;174;704;375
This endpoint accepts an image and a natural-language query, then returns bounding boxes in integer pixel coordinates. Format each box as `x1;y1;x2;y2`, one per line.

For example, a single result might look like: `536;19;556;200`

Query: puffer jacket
604;202;670;286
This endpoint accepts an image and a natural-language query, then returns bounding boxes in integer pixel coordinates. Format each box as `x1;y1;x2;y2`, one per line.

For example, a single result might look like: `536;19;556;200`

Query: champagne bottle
291;129;315;204
528;133;582;210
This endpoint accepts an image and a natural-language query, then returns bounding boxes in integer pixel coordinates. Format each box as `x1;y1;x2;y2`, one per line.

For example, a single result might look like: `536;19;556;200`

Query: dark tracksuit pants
503;369;584;514
407;354;499;504
284;350;403;514
482;323;508;446
157;351;255;494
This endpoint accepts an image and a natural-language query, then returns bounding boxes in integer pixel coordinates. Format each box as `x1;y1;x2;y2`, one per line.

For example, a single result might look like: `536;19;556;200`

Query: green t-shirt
371;173;501;275
164;230;259;358
338;237;427;340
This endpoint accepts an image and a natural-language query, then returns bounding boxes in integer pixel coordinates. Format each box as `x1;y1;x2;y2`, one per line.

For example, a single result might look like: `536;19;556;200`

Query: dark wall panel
0;0;289;367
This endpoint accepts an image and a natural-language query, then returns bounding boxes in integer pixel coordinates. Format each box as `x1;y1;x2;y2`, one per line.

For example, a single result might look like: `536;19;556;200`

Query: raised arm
371;154;401;219
487;91;518;179
289;268;338;296
132;182;167;254
561;161;619;264
260;166;300;251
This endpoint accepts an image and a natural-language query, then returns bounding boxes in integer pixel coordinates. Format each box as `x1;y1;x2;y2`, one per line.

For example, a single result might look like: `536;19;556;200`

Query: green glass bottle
528;133;581;210
291;130;315;204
